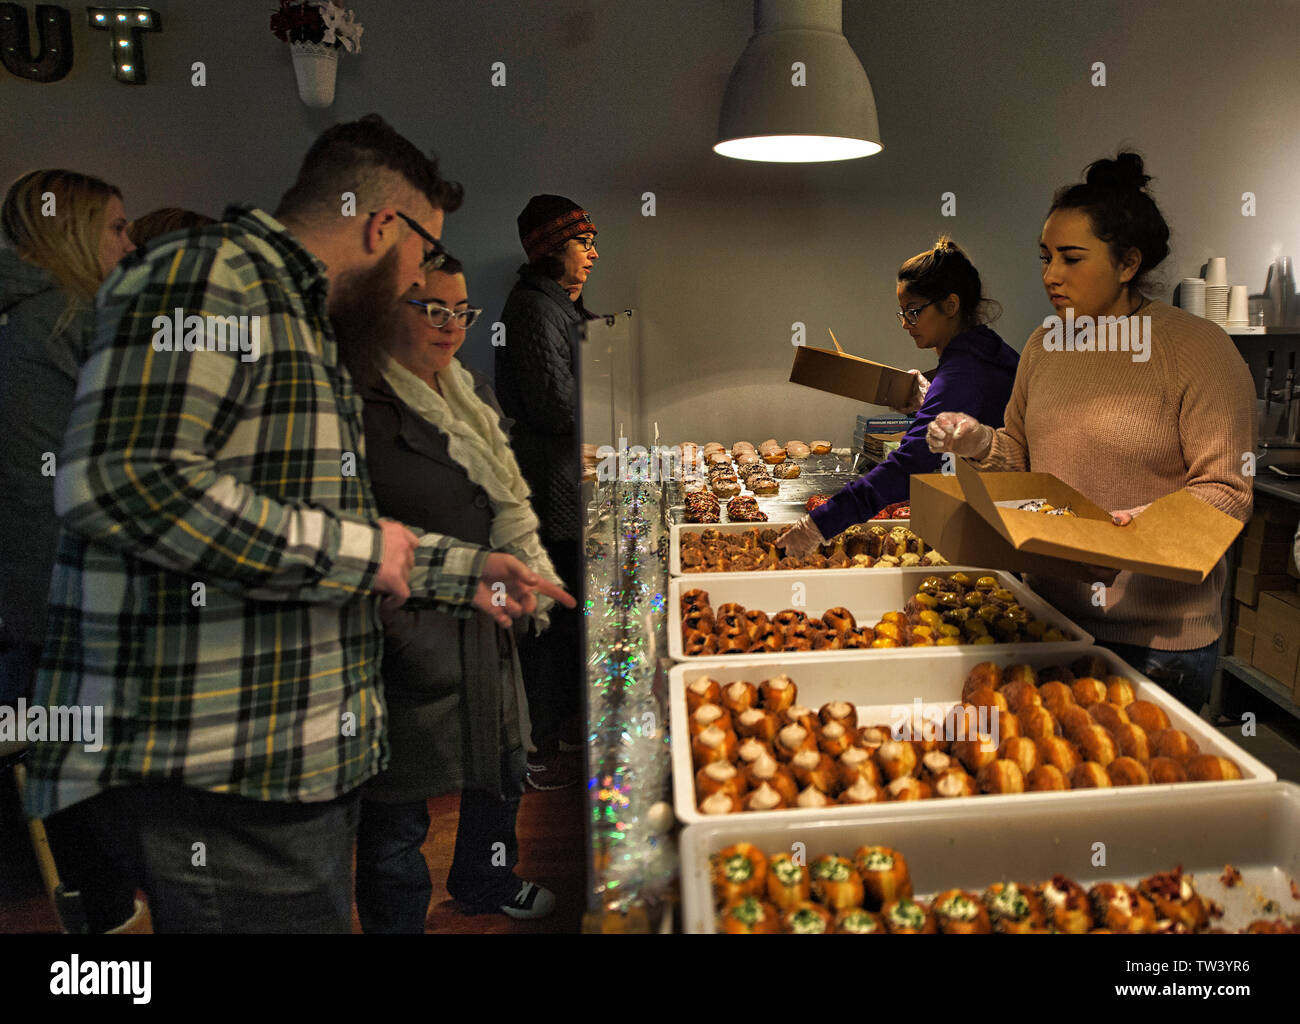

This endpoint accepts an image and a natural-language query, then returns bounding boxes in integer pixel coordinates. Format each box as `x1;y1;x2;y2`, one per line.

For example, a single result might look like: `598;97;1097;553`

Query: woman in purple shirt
780;237;1019;553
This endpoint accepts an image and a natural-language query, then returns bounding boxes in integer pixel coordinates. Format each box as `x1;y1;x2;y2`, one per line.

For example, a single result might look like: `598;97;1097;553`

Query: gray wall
3;0;1298;446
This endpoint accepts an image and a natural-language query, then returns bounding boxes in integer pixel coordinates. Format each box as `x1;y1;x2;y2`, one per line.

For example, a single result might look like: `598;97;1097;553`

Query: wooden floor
0;767;588;934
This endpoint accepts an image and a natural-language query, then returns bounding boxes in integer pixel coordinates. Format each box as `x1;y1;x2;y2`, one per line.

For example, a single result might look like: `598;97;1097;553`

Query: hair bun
1084;151;1151;192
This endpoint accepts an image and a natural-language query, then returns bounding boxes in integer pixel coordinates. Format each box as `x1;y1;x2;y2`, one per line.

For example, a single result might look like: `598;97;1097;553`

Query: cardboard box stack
1239;495;1300;695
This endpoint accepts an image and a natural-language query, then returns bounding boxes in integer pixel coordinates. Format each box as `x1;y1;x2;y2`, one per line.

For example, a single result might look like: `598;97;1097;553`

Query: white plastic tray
670;646;1275;825
670;521;910;576
669;568;1091;661
680;780;1300;932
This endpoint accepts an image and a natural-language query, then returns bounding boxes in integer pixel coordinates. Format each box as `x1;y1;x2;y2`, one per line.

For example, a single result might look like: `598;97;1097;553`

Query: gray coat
360;371;529;803
0;251;90;646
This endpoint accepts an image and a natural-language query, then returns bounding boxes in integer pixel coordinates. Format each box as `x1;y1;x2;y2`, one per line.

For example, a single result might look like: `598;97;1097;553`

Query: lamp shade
715;0;881;163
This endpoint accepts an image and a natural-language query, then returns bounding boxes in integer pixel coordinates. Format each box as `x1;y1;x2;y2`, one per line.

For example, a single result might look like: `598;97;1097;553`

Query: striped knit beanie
517;194;596;263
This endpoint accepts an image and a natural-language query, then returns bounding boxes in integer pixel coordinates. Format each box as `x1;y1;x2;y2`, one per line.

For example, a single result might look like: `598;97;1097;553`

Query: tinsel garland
584;462;676;915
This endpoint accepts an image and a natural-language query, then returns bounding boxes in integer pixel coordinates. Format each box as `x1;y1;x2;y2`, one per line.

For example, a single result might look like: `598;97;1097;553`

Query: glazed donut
790;749;837;792
886;777;932;801
1034;736;1081;776
1185;754;1242;781
753;675;793;713
1112;722;1151;763
772;609;806;630
1086;701;1130;735
1016;705;1056;740
998;679;1042;715
817;720;853;758
683;631;719;657
964;687;1009;714
785;442;811;460
1148;756;1187;784
712;477;741;498
1026;764;1070;791
837;747;882;789
1125;700;1170;734
1071;677;1108;705
1057;704;1096;743
757;438;781;452
691;725;737;769
1150;728;1200;763
735;451;762;467
684;675;722;712
821;607;857;635
721;679;758;715
1105;676;1137;707
1106;755;1150;786
961;662;1002;701
696;761;747;802
977;759;1026;794
734;708;779;743
998;735;1040;776
1068;761;1112;788
933;768;977;798
1075;724;1118;766
875;740;919;781
761;449;787;465
1038;680;1075;719
742;780;787;812
689;702;732;736
810;440;832;454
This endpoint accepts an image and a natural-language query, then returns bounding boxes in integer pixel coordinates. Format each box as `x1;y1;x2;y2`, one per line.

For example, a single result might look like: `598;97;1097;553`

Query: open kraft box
789;336;917;409
910;457;1244;585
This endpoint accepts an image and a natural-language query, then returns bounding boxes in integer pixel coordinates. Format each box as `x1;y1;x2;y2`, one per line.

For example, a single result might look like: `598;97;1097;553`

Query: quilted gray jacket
494;266;583;543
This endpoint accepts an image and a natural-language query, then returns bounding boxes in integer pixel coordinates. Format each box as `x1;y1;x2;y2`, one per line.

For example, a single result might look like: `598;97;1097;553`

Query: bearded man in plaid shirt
23;116;572;932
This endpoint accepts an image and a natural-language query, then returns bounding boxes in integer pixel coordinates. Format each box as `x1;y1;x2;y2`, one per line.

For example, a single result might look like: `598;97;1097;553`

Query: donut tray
668;568;1091;661
669;521;911;575
680;779;1300;932
669;646;1275;826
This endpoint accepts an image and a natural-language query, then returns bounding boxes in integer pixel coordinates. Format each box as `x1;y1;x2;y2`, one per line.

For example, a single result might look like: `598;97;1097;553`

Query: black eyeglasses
896;301;934;325
372;210;451;272
406;300;483;329
570;234;597;252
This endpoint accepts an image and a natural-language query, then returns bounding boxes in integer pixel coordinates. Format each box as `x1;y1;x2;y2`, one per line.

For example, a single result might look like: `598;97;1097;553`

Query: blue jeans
354;785;523;934
1094;638;1220;714
69;783;361;933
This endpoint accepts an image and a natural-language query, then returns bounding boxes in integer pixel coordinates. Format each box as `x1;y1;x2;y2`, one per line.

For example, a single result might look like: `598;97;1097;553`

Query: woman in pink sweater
928;152;1255;712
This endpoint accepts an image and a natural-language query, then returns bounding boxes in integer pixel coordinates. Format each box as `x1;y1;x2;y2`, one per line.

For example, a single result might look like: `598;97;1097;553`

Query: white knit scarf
378;351;563;628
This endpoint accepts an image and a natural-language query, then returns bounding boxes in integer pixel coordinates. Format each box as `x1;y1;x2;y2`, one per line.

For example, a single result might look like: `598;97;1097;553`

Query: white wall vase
289;41;339;108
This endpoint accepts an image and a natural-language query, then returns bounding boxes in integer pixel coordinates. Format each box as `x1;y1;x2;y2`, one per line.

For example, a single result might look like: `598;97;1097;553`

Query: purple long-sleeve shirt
809;325;1020;539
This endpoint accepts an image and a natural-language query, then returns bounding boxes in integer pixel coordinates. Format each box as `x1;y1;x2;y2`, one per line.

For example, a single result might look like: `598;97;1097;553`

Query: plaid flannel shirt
23;207;488;817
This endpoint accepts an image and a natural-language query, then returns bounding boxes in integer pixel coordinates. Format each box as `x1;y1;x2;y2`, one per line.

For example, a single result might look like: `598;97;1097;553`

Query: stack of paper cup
1227;285;1249;329
1204;258;1229;325
1180;278;1206;316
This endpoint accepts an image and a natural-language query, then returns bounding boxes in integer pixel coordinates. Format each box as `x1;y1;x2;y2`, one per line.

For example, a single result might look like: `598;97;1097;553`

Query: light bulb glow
714;135;881;163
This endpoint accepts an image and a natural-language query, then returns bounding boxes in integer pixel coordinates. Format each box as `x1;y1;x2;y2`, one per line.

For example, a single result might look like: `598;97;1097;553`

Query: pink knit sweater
976;299;1256;649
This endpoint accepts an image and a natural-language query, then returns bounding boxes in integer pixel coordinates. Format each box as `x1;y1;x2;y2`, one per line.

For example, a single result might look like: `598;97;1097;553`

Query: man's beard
330;246;403;387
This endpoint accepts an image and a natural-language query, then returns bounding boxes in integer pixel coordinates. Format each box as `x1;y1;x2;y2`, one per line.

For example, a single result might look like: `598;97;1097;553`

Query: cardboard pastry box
910;459;1244;585
1251;591;1300;692
790;343;915;409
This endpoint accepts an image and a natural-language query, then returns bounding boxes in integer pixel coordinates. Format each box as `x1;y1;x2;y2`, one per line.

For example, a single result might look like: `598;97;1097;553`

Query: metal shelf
1220;654;1300;722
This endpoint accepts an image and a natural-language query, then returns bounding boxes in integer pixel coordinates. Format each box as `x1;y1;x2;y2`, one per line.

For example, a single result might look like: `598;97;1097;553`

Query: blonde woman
0;168;136;933
0;168;134;702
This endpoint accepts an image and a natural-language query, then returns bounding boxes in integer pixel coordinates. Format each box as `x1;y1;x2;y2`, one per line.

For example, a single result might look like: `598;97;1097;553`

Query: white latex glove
776;514;826;559
891;369;931;415
925;411;994;459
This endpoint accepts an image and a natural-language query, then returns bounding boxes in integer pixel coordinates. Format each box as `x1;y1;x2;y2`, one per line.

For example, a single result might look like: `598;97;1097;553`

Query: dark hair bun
898;236;1001;328
1084;151;1151;193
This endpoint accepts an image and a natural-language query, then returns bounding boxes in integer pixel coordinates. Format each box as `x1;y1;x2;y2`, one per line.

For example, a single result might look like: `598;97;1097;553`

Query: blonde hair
2;168;122;334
